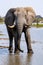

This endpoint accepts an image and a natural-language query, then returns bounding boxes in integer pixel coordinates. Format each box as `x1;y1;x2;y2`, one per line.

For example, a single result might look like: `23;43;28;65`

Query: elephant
5;7;36;53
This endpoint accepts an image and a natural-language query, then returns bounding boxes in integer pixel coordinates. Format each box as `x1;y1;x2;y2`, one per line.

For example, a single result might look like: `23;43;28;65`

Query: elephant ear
28;11;36;21
25;11;36;27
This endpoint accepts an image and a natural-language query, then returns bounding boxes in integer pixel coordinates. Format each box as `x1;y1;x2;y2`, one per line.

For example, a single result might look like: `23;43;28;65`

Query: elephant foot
8;47;13;53
27;49;33;54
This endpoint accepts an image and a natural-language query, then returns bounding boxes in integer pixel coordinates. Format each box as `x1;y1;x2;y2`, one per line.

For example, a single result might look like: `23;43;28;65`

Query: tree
35;15;43;27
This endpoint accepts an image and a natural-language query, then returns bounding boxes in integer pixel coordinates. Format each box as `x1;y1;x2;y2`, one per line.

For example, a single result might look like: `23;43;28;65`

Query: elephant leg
24;28;33;53
9;35;13;53
9;36;13;53
7;28;13;53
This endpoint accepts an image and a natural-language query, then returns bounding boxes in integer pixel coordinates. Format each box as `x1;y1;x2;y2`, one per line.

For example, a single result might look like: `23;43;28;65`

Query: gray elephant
5;7;36;53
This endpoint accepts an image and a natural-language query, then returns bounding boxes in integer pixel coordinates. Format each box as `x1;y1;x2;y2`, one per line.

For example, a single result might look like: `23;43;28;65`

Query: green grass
32;23;43;28
0;34;5;36
0;21;4;24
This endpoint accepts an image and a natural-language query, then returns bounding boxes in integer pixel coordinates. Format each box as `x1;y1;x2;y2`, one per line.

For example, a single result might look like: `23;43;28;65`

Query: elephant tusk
8;22;16;28
8;25;15;28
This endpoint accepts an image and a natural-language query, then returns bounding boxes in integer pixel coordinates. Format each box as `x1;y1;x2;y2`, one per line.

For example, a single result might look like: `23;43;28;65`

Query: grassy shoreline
0;21;4;24
32;23;43;27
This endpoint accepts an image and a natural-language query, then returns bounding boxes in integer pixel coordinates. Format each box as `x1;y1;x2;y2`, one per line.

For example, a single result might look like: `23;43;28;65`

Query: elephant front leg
8;30;13;53
24;29;33;53
9;36;13;53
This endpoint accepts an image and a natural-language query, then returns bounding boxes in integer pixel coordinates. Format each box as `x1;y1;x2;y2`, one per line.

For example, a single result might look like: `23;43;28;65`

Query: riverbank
32;23;43;27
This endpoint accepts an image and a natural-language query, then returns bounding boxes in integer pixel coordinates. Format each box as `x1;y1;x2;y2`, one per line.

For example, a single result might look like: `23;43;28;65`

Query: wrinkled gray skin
5;8;35;53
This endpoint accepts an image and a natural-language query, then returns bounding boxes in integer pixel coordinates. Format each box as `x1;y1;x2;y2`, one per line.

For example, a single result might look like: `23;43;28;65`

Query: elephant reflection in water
5;7;36;53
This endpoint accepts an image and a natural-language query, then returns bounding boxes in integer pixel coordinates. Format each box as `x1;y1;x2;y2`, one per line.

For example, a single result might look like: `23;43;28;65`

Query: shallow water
0;24;43;65
0;24;43;41
0;24;43;46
